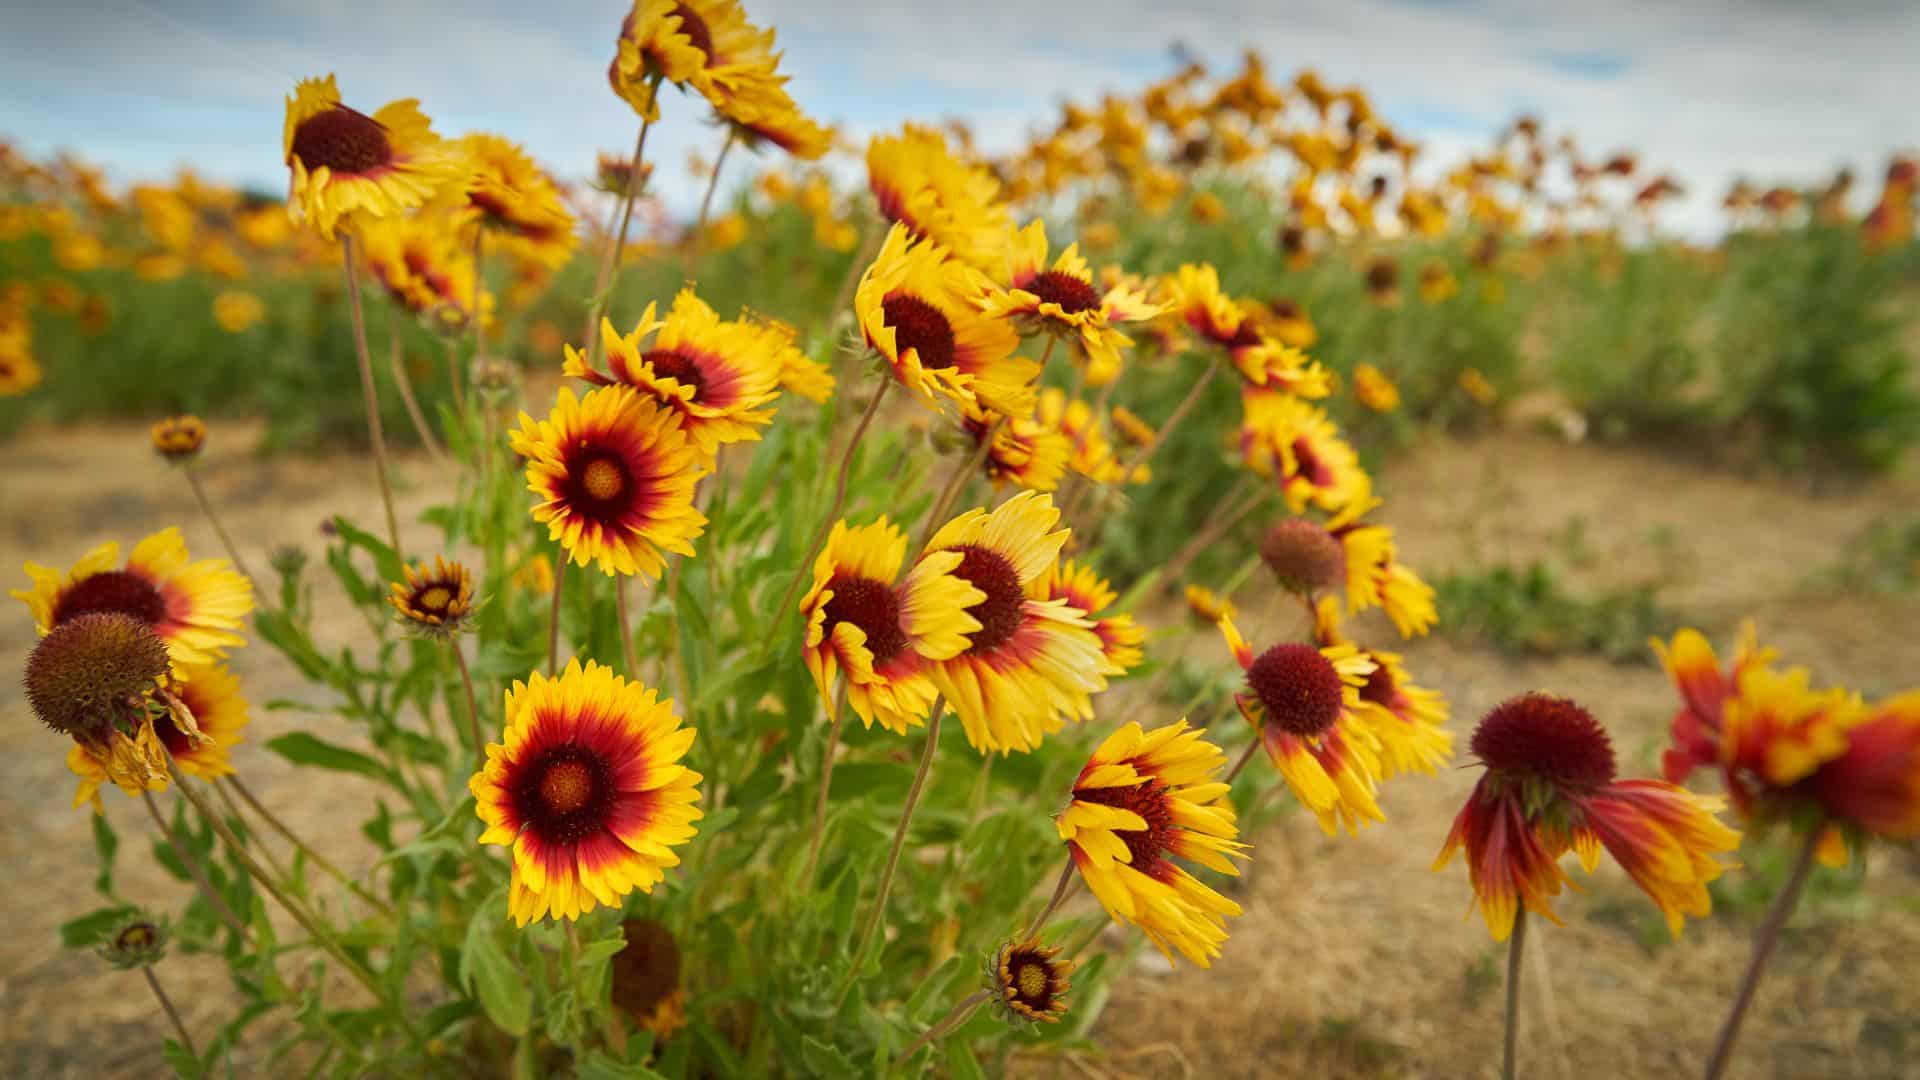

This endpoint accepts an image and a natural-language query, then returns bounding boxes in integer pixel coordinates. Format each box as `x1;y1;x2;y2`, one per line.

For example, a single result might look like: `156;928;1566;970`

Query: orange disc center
539;760;594;813
582;459;625;501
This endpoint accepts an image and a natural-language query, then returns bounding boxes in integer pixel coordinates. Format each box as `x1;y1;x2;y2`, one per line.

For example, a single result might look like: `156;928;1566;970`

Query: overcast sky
4;0;1916;237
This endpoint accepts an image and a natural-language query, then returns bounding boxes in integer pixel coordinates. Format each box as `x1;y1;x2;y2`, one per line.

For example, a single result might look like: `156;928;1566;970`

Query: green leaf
544;990;579;1046
800;1034;856;1079
573;1050;667;1080
263;733;396;785
944;1041;987;1080
91;811;118;898
162;1036;205;1079
59;904;136;949
461;903;532;1036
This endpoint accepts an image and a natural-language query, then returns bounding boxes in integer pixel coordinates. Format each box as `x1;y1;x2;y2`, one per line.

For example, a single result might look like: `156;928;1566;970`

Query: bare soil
2;423;1916;1078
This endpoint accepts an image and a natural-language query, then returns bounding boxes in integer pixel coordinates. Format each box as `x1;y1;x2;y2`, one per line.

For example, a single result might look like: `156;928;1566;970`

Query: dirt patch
2;422;1916;1078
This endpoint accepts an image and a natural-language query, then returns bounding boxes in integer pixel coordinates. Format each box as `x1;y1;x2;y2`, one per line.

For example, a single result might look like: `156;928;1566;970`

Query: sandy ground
2;422;1917;1078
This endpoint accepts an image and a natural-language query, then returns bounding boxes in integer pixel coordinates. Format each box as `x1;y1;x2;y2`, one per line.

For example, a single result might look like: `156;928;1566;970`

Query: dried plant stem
141;789;248;939
896;989;991;1065
685;128;736;269
1160;474;1262;585
765;380;890;652
451;640;484;758
223;776;392;919
917;419;999;553
182;468;259;590
615;575;640;678
1223;737;1261;784
1023;859;1079;940
826;214;884;363
387;315;446;464
802;683;849;888
1503;909;1527;1080
143;966;197;1058
839;697;944;1005
445;339;468;429
209;774;292;885
547;553;569;676
1126;353;1222;477
340;233;403;559
582;105;658;368
174;776;412;1037
1704;827;1822;1080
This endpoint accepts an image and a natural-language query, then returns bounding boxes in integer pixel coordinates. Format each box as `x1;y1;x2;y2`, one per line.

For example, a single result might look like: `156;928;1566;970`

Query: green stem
547;552;569;676
224;776;393;919
1503;909;1526;1080
1703;827;1822;1080
838;698;943;1007
143;965;198;1059
340;233;403;561
802;683;849;889
582;103;659;370
685;128;736;270
141;789;248;939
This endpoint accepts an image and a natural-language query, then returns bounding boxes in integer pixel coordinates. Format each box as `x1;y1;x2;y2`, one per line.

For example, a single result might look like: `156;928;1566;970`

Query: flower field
3;6;1919;1079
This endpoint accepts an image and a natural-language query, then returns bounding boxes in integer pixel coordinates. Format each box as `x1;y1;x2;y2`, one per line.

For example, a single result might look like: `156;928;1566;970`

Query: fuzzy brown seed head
24;613;169;740
1246;643;1345;738
1471;692;1616;792
1259;518;1346;595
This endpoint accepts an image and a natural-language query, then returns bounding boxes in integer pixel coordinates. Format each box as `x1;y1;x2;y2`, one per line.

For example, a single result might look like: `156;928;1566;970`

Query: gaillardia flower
609;0;762;122
965;403;1071;494
1324;478;1437;637
510;386;708;578
1219;614;1386;835
1239;390;1368;515
1434;693;1739;940
1312;597;1451;779
68;660;250;811
856;224;1034;419
456;133;578;268
472;660;702;925
389;556;476;638
1656;625;1918;864
282;74;461;239
984;938;1073;1025
1056;719;1247;966
925;493;1108;754
565;291;788;459
1033;560;1144;678
14;527;255;669
867;124;1011;269
981;221;1162;386
799;517;984;736
150;416;206;463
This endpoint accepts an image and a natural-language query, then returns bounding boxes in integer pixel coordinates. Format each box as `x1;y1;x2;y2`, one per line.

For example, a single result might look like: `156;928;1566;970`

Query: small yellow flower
389;556;476;638
1459;367;1498;406
212;291;266;334
1352;363;1401;413
151;416;207;463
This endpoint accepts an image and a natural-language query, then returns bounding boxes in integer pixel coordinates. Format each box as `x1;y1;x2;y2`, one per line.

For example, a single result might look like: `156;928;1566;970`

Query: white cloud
2;0;1914;236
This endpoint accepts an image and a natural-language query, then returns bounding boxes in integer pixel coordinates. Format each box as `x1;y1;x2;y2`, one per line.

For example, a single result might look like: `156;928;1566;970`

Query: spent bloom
1435;693;1739;940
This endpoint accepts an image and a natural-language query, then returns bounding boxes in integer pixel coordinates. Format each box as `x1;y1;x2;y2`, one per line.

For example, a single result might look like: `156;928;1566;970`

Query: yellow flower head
856;224;1034;419
567;290;787;460
282;75;462;239
981;221;1165;386
867;124;1011;269
457;133;578;269
924;492;1108;753
1057;719;1247;967
510;386;708;578
472;660;702;925
14;527;254;670
799;517;983;735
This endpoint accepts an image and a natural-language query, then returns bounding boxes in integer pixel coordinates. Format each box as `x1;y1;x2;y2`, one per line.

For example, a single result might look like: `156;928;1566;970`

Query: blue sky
4;0;1917;237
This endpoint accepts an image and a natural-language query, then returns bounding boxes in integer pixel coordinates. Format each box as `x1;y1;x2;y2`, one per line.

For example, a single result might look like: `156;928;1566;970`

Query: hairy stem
839;698;943;1005
1703;827;1822;1080
340;233;403;560
141;789;247;939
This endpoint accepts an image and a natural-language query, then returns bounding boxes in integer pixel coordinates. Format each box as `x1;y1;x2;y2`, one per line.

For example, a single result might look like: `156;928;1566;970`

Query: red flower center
1074;778;1174;875
564;445;634;518
1471;693;1616;791
1290;436;1334;487
950;544;1025;653
513;746;614;843
1358;656;1399;710
1246;643;1344;737
52;570;167;629
669;3;715;60
290;105;392;176
881;294;957;370
821;574;909;665
643;347;709;398
1023;270;1101;315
